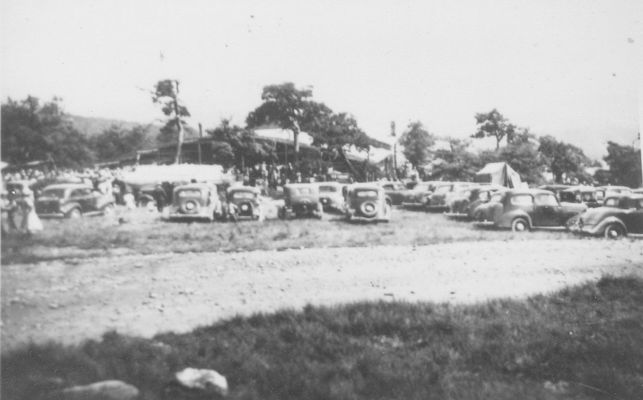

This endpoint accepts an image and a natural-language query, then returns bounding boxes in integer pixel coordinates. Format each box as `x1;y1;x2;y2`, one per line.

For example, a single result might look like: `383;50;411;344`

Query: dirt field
2;235;641;353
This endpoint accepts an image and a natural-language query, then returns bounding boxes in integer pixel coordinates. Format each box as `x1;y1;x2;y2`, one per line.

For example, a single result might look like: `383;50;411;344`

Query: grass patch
1;207;575;264
3;276;642;400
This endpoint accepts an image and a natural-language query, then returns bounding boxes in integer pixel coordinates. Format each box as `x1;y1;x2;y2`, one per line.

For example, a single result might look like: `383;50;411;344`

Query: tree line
1;82;641;187
400;109;642;187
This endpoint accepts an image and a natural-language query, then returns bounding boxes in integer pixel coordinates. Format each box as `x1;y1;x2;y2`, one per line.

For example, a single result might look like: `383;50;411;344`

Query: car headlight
241;204;248;211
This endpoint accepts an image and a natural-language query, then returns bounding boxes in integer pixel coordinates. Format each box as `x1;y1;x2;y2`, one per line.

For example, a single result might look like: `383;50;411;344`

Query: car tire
604;223;626;239
102;204;115;216
360;201;377;218
66;208;82;219
511;217;529;232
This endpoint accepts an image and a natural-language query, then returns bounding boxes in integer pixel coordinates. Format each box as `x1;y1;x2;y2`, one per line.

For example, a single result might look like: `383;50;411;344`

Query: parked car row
31;179;643;238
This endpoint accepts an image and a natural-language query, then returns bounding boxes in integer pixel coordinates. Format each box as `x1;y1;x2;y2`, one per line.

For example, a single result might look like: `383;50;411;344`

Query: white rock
59;380;139;400
175;367;228;396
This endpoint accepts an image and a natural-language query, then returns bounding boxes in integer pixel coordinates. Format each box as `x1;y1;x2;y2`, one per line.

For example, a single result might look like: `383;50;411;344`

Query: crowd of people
0;161;359;237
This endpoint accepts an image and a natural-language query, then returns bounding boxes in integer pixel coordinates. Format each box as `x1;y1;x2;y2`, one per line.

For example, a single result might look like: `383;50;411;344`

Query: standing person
18;188;42;237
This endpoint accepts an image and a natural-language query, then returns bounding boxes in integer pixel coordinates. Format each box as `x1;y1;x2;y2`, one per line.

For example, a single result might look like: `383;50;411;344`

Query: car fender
499;210;532;229
60;201;82;214
594;216;627;235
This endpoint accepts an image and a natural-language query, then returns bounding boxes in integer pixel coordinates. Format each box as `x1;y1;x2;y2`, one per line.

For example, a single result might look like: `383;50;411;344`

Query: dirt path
2;239;642;352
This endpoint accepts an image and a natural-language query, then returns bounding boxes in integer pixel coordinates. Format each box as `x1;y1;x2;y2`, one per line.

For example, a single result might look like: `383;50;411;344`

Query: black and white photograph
1;0;642;399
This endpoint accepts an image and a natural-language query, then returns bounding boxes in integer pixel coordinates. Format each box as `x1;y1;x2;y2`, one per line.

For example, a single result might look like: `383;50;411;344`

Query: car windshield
477;191;490;201
319;185;338;193
581;192;595;202
295;187;314;195
355;190;377;198
41;188;67;199
510;194;533;206
489;193;504;203
177;189;202;198
604;197;620;207
535;194;558;206
231;191;255;200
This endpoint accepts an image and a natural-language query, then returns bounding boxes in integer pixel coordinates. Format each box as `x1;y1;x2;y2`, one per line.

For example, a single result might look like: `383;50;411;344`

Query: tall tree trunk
172;81;183;165
174;116;184;164
292;123;300;165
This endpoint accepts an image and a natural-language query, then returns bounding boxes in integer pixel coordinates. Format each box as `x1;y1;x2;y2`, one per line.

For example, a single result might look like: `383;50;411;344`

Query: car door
533;193;562;227
70;188;95;212
625;198;643;233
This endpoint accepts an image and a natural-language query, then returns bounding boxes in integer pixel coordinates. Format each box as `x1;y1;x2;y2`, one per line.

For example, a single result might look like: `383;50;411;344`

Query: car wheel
604;223;626;239
511;218;529;232
66;208;82;219
360;201;377;218
102;204;115;216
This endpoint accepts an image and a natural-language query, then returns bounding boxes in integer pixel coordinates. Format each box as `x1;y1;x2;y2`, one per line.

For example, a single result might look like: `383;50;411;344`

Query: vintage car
225;186;263;221
35;183;115;218
426;182;475;211
344;183;391;222
538;184;571;201
223;186;264;221
446;185;505;219
559;186;601;208
595;186;632;203
167;183;222;221
317;182;345;212
473;189;586;231
569;194;643;238
380;181;407;206
401;181;441;208
279;183;323;219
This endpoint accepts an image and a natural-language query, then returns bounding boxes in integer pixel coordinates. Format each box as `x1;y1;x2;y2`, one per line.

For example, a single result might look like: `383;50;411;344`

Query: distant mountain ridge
68;114;161;137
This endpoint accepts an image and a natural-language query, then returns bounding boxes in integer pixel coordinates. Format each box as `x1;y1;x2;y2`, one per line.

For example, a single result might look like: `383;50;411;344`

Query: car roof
317;182;343;187
284;183;317;188
42;183;91;190
174;183;213;191
347;183;382;190
507;188;555;196
227;185;260;193
561;185;596;193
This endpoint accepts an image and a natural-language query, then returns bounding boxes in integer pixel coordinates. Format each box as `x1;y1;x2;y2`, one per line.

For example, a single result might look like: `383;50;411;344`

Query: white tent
121;164;233;188
475;162;523;188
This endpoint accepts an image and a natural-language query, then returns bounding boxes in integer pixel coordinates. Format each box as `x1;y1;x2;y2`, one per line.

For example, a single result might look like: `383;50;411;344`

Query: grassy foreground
3;276;642;400
1;207;572;264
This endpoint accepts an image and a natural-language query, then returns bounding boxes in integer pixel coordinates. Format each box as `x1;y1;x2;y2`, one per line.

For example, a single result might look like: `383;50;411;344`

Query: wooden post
173;80;184;165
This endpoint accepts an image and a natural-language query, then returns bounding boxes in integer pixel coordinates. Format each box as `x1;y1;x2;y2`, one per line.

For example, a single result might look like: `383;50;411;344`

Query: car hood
580;207;625;223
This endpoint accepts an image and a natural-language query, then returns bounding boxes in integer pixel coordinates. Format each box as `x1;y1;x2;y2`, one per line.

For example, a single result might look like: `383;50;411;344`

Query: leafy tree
207;119;274;169
603;141;642;188
539;135;591;183
91;124;149;162
471;109;516;150
498;133;545;185
1;96;94;168
152;79;190;164
311;111;371;180
399;121;435;170
429;138;480;181
246;82;321;164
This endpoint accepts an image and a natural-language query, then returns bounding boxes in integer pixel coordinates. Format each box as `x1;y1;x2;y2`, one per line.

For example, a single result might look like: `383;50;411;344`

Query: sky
1;0;641;159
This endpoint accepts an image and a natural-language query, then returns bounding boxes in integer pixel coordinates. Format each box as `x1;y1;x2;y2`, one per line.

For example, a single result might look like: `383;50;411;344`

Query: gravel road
2;239;642;352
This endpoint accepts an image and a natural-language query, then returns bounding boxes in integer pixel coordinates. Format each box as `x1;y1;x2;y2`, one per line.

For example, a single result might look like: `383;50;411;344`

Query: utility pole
391;121;398;180
173;80;184;165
